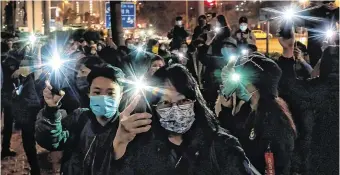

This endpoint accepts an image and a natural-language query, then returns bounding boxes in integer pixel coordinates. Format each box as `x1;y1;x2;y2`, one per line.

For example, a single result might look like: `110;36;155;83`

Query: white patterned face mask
156;103;195;134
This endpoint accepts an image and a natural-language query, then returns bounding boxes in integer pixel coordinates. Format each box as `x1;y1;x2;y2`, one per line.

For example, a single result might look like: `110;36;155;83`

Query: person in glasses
115;64;256;174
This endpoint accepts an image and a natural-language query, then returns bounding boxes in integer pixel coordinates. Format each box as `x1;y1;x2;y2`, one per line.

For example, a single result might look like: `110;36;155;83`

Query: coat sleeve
214;135;255;175
35;106;84;151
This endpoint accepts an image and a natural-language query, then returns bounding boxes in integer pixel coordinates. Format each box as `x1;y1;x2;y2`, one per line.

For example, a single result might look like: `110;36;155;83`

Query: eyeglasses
155;99;195;110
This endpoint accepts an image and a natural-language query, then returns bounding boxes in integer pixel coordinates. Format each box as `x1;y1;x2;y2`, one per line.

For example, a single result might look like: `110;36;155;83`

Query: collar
154;121;214;157
88;110;120;134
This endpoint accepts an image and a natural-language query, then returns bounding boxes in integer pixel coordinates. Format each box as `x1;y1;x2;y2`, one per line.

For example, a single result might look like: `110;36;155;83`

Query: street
256;38;283;54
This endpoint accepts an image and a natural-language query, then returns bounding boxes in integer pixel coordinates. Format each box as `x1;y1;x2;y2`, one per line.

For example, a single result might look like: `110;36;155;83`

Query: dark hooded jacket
218;56;296;175
196;36;234;109
115;107;257;175
277;46;339;175
35;107;120;175
168;25;189;50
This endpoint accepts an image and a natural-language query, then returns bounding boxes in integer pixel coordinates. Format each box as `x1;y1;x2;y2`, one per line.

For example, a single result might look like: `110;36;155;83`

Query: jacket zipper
91;153;96;175
83;135;97;175
175;156;183;168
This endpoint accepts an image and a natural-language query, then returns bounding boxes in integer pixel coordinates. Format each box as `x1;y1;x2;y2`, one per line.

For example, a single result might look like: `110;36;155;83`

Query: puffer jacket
35;107;120;175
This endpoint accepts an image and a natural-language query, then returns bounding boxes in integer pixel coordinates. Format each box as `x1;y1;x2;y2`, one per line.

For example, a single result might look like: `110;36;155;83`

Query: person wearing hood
168;16;189;51
234;16;256;46
278;32;339;175
114;64;258;175
197;31;238;110
218;54;296;175
192;15;209;41
35;64;152;174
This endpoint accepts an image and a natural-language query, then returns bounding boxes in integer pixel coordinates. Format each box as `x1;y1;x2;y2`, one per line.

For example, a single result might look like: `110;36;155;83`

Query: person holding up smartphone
35;64;152;175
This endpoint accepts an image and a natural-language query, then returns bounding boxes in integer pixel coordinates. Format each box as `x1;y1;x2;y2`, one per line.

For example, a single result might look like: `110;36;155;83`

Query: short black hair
150;55;165;65
125;38;133;46
239;16;248;24
76;56;105;70
87;63;125;86
176;16;183;21
198;15;206;20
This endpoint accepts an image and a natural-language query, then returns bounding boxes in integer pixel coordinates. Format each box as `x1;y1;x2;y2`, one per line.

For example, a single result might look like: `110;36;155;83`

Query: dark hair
198;15;206;21
216;15;231;38
176;16;183;21
216;15;228;28
76;56;105;71
125;38;133;46
239;16;248;24
150;55;165;65
150;64;219;134
87;63;125;86
243;55;296;135
146;39;158;51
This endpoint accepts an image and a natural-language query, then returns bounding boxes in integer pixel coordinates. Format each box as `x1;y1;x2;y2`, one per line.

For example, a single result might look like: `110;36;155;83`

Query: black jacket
218;100;295;175
35;107;119;175
116;121;256;175
277;57;339;175
197;44;228;107
303;6;339;66
168;26;189;50
192;25;208;41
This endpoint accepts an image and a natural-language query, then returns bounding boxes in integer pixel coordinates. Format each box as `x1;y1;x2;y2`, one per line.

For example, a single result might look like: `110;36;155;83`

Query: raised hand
43;81;65;107
113;95;152;159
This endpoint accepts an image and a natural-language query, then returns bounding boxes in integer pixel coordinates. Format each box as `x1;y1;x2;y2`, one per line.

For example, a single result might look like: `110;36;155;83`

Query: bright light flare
140;30;146;36
326;30;335;38
241;49;248;55
147;29;154;35
284;8;295;20
178;52;184;58
214;27;221;33
29;34;37;43
231;73;241;82
135;77;147;92
136;46;144;52
49;54;63;70
229;55;237;61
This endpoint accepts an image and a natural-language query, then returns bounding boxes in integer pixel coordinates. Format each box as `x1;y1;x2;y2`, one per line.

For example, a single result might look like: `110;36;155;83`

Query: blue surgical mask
90;96;119;119
221;47;232;58
127;44;134;50
240;24;248;32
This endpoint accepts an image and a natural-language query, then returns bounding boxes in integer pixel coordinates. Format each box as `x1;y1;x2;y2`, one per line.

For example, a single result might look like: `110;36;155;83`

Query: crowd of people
1;1;339;175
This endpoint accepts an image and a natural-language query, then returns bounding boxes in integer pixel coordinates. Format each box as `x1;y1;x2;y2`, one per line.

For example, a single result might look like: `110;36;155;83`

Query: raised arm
35;81;82;151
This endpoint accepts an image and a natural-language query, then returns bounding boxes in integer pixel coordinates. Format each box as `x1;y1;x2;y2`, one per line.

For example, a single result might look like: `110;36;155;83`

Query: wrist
282;48;294;58
113;137;129;147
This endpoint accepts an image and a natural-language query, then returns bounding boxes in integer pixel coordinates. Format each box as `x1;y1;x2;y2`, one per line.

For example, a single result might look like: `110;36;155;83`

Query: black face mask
76;76;89;92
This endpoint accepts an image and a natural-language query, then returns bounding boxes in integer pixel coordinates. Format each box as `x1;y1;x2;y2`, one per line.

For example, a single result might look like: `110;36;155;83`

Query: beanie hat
243;55;282;98
239;16;248;24
222;37;237;48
